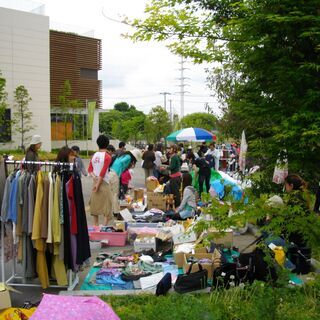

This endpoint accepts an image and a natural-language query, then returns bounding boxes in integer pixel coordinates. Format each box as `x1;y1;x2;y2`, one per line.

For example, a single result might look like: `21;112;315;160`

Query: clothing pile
133;208;165;223
89;249;175;291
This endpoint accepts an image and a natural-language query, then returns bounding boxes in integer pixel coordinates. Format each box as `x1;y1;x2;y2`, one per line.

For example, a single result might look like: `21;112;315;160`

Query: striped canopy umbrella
166;127;216;142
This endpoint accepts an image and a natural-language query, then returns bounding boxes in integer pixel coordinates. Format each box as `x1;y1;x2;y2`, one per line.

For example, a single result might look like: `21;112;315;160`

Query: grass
101;280;320;320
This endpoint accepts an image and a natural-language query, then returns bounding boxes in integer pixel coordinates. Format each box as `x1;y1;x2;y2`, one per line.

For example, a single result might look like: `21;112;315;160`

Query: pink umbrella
30;294;120;320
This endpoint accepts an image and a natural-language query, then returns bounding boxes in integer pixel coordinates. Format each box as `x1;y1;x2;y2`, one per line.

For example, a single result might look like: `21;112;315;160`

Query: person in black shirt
194;150;211;196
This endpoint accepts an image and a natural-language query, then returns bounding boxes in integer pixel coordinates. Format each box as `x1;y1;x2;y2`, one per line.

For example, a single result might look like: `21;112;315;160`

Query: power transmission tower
177;56;189;120
159;92;171;111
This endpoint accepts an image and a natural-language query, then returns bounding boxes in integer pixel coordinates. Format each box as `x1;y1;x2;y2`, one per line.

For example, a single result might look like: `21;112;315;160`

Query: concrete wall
0;7;51;151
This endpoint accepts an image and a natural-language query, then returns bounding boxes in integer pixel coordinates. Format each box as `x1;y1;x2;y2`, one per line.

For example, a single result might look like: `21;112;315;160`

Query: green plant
12;85;34;151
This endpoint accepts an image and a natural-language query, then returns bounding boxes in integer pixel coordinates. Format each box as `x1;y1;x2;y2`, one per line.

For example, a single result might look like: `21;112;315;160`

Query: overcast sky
2;0;221;117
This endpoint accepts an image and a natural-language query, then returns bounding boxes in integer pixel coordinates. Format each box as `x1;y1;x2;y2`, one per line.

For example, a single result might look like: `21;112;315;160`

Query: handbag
174;263;208;294
156;272;172;296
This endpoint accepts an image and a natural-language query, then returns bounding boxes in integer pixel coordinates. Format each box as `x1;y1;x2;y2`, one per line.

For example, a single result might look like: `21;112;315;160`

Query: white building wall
0;7;51;151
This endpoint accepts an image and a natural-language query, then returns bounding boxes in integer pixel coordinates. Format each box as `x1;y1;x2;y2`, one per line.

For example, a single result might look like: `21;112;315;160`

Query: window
51;113;90;141
80;68;97;80
0;109;11;142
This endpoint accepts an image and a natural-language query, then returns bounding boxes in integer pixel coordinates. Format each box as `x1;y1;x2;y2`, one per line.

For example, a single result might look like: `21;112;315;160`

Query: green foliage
180;112;217;131
144;105;172;143
56;80;83;146
129;0;320;188
12;85;33;151
102;279;320;319
0;72;10;142
99;103;146;142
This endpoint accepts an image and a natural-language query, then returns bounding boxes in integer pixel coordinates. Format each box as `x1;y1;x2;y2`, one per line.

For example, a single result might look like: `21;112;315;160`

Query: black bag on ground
287;246;311;275
212;248;277;289
156;272;172;296
174;263;208;293
238;248;277;283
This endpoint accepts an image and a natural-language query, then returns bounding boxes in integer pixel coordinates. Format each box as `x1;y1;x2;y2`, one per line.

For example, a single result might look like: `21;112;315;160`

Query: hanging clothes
73;172;91;265
31;171;49;289
61;171;73;271
1;161;90;289
66;176;78;272
52;174;67;286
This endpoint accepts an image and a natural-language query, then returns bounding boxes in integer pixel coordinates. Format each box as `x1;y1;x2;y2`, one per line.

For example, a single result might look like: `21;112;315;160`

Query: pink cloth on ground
30;294;120;320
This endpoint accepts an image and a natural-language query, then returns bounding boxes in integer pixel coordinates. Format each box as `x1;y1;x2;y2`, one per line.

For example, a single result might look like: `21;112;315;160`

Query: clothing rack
1;159;79;291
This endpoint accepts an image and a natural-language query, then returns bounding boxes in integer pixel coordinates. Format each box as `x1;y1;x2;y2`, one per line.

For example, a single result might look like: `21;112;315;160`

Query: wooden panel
51;122;73;141
50;30;102;108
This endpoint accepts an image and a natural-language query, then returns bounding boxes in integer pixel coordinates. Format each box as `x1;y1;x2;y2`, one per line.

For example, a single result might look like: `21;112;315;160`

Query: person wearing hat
108;148;142;217
25;135;42;172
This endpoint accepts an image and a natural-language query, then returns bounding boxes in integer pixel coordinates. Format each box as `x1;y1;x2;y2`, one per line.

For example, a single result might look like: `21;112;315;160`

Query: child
71;146;88;177
87;135;112;226
120;168;132;199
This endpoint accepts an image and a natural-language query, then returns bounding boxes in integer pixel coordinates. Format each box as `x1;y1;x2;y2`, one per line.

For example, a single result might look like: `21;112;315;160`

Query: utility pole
159;92;171;111
169;99;173;122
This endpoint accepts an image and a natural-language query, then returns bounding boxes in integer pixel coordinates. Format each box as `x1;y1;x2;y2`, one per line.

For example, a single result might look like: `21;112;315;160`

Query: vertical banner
239;130;248;173
272;150;288;184
87;100;96;139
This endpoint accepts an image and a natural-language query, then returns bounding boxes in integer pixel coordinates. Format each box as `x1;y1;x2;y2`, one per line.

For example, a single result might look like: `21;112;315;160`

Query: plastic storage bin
89;226;128;246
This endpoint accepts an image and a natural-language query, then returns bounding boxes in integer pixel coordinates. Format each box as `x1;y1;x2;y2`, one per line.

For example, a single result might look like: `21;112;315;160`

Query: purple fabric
65;179;77;271
30;294;120;320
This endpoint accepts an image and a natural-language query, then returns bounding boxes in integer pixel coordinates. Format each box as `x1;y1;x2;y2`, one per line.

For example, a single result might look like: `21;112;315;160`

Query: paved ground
2;159;256;306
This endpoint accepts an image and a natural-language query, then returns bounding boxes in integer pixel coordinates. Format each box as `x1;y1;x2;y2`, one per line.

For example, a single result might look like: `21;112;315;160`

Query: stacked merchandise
1;166;91;288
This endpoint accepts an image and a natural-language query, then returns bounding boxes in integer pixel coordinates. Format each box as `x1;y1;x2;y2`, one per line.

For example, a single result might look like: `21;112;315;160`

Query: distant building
0;6;101;151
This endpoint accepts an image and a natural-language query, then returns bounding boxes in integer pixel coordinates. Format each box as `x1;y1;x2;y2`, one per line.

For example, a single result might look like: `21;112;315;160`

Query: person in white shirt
205;143;220;171
153;144;163;179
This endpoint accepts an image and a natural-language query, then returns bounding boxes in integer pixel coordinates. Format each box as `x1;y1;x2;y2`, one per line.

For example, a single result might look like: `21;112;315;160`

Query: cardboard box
0;283;12;309
146;179;158;192
134;188;144;201
147;192;167;211
174;246;207;268
183;250;221;280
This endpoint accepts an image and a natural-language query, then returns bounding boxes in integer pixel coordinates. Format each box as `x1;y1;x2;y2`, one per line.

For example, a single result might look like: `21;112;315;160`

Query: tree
144;106;172;143
12;85;34;150
57;80;82;146
99;109;124;136
0;72;10;142
129;0;320;188
180;112;217;131
114;102;130;112
99;103;146;141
